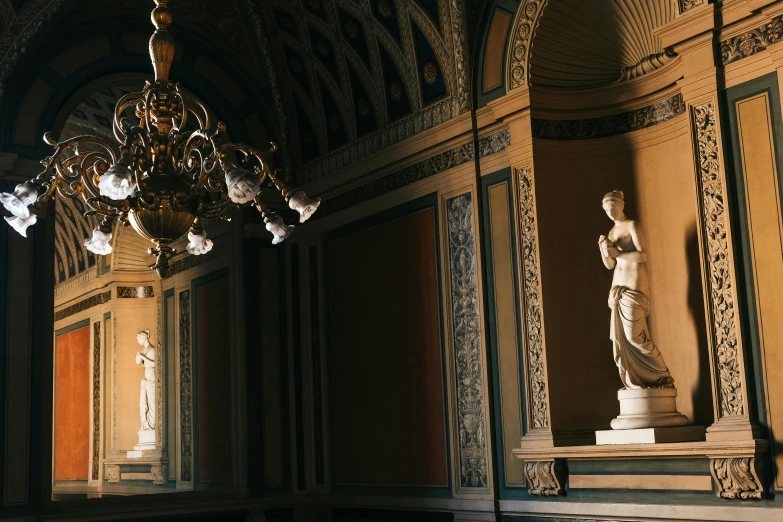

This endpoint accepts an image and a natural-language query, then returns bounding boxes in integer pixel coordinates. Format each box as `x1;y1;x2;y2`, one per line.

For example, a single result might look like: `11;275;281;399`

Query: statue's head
136;329;150;345
602;190;625;220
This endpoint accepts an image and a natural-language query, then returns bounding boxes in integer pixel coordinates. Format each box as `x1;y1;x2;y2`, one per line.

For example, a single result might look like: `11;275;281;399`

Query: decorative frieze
92;321;101;481
179;289;193;482
516;166;548;430
524;460;565;496
720;15;783;66
532;94;685;140
446;193;488;489
691;103;744;418
679;0;707;13
508;0;548;90
117;286;154;298
710;458;763;499
317;129;510;219
54;290;111;321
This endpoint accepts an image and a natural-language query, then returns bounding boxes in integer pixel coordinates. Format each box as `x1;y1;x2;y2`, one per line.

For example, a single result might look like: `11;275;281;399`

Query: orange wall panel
54;324;91;481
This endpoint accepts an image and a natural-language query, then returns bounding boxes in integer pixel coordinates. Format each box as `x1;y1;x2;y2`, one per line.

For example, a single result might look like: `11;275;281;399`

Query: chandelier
0;0;320;278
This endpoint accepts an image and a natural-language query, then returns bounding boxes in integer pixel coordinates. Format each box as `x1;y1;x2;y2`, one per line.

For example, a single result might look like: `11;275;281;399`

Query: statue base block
596;425;706;445
609;388;689;430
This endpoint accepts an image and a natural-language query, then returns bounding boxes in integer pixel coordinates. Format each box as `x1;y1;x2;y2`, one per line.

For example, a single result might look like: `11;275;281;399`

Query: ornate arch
506;0;547;90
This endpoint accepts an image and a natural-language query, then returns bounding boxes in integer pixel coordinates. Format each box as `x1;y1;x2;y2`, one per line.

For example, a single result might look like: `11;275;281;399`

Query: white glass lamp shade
98;164;135;199
186;229;213;255
288;191;321;223
226;168;261;204
265;215;294;245
84;227;113;255
0;181;38;219
4;214;37;237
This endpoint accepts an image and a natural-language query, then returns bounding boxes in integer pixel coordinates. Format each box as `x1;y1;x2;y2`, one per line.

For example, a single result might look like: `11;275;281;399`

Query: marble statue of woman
135;330;156;431
598;190;674;390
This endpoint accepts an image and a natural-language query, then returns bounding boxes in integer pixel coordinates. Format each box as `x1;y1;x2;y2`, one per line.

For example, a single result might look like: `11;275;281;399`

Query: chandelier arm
113;93;145;141
172;90;188;131
185;96;211;131
199;196;232;218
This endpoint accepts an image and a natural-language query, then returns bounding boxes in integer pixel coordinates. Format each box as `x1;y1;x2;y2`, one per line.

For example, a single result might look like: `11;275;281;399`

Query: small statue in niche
597;190;674;390
135;329;156;431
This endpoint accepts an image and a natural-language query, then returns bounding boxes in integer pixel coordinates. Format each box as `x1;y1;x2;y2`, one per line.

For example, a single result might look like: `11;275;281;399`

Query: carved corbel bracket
710;457;764;499
152;463;168;485
105;464;120;484
524;459;566;496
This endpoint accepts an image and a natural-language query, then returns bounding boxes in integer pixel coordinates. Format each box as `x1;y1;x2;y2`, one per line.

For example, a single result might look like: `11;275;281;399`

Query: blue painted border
321;192;453;498
480;167;527;500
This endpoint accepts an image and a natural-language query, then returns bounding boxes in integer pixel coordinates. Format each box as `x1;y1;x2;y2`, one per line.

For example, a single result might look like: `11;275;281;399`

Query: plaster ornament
0;181;37;219
226;168;261;204
4;214;37;237
598;190;674;389
288;190;321;223
135;330;156;448
98;164;135;199
265;214;293;244
84;226;113;255
186;228;213;255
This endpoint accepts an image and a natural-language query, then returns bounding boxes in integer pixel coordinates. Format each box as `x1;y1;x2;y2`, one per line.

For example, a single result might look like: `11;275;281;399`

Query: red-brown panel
54;325;91;481
327;207;448;486
196;276;233;482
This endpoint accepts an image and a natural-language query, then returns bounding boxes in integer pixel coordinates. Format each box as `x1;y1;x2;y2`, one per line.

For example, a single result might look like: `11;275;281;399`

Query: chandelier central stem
149;0;175;82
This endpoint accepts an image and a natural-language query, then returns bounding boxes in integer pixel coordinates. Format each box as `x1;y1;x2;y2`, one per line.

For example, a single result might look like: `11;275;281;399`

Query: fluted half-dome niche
530;0;677;89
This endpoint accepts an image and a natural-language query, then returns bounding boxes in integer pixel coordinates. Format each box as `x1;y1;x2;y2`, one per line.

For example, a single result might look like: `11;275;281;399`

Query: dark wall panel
327;207;448;486
196;275;233;483
54;324;90;481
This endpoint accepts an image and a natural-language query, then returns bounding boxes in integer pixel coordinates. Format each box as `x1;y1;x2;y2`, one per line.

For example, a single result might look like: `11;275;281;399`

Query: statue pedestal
129;428;155;456
596;425;706;445
608;388;689;430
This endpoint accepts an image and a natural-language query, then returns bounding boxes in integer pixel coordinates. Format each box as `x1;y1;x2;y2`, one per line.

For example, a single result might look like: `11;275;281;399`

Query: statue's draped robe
140;378;155;430
609;286;672;388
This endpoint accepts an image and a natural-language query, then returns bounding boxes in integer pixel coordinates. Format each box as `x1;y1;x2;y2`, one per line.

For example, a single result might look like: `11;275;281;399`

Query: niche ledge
514;438;769;499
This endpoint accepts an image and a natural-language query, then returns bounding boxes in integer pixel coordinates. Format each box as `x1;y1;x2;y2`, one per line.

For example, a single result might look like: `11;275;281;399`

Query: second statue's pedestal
610;388;688;430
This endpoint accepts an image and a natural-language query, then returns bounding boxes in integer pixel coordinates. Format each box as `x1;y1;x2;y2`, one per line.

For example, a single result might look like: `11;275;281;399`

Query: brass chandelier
0;0;320;277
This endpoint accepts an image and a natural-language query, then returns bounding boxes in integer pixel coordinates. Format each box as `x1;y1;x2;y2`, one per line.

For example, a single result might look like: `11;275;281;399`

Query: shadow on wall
687;223;714;427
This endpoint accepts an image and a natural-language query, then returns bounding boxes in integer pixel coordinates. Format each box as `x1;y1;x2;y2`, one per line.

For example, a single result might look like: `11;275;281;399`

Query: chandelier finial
149;0;174;82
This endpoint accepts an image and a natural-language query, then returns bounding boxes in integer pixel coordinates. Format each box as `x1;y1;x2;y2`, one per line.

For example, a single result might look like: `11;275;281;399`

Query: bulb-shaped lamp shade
98;164;135;199
288;191;321;223
4;214;37;237
226;168;261;204
265;215;294;245
186;229;213;255
84;226;113;255
0;181;38;219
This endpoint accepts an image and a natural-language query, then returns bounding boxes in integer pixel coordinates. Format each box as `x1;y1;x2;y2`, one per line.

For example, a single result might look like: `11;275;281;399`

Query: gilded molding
532;93;685;140
508;0;548;90
105;464;120;484
516;166;548;430
179;289;193;482
691;103;744;418
317;129;510;218
710;458;763;499
117;286;155;298
54;290;111;322
92;321;101;481
524;460;565;496
720;15;783;66
447;193;488;489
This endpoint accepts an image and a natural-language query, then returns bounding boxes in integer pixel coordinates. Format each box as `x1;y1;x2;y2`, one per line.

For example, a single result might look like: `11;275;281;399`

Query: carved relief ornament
524;460;565;496
710;458;763;499
516;166;549;430
507;0;548;90
179;290;193;482
92;321;101;481
691;102;745;419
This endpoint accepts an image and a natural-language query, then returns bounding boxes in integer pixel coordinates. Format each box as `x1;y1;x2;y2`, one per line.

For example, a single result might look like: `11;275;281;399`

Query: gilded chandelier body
0;0;319;277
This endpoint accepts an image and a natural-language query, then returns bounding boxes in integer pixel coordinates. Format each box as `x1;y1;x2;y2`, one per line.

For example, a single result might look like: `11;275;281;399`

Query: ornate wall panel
446;193;489;489
179;289;193;483
691;102;745;419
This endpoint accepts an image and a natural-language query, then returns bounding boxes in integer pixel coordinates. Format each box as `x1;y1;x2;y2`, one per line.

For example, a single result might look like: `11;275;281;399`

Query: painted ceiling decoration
265;0;470;183
508;0;680;91
54;196;97;285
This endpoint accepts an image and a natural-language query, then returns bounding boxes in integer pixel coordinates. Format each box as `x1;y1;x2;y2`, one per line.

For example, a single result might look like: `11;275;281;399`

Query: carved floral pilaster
524;460;565;496
179;289;193;483
710;458;763;499
446;193;489;489
691;102;747;421
92;321;101;481
516;166;549;431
